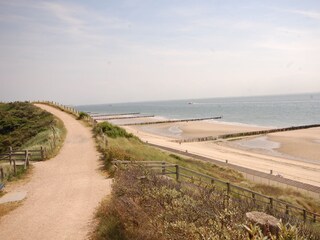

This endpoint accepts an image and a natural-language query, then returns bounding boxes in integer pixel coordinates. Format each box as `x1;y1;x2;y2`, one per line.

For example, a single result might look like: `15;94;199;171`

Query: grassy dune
93;166;319;240
94;122;320;213
0;102;66;181
92;122;320;239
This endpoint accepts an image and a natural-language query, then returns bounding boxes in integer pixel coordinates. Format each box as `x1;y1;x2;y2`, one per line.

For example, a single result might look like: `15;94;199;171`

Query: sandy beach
118;119;320;188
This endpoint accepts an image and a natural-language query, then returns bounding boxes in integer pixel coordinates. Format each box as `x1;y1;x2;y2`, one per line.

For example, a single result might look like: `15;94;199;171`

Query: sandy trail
0;104;111;240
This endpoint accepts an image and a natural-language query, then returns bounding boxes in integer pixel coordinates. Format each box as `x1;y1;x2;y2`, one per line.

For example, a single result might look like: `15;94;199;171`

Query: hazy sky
0;0;320;105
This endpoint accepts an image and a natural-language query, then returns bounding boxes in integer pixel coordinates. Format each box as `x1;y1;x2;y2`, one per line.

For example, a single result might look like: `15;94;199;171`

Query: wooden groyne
121;116;222;126
90;112;140;117
94;115;155;121
175;123;320;143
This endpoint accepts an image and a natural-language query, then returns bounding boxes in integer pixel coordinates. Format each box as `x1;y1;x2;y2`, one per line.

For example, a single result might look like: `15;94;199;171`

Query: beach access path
0;104;111;240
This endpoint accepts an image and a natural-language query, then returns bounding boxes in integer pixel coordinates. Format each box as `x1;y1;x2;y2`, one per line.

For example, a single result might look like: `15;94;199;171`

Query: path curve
0;104;111;240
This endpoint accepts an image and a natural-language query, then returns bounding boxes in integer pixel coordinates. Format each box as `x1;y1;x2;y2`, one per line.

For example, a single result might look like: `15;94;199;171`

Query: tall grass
22;117;66;159
92;166;319;240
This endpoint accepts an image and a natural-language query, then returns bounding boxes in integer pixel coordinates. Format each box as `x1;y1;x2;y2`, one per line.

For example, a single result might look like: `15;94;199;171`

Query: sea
76;93;320;128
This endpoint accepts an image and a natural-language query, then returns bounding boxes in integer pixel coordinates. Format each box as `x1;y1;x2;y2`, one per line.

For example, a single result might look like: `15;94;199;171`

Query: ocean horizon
76;92;320;128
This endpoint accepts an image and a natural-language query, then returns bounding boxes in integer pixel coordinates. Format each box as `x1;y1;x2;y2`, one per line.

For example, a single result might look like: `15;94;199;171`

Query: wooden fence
112;160;320;224
0;147;45;181
34;101;97;126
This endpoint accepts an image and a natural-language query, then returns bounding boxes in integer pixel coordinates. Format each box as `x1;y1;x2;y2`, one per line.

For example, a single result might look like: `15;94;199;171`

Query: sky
0;0;320;105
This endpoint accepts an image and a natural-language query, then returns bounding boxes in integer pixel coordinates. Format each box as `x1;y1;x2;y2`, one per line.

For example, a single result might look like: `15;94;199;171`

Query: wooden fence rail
112;160;320;224
35;101;98;126
0;147;45;161
0;147;45;182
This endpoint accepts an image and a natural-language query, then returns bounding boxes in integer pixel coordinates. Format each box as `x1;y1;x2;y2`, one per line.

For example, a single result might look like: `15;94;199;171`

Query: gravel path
0;104;111;240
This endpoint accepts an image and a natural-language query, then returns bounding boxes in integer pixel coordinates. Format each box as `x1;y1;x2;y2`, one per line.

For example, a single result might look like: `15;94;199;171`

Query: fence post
303;209;307;222
269;197;273;209
313;214;316;223
211;179;215;185
40;146;44;160
162;162;166;175
24;150;29;169
252;193;256;204
9;146;12;165
13;159;16;175
226;182;230;195
175;165;179;181
0;167;3;181
285;205;289;215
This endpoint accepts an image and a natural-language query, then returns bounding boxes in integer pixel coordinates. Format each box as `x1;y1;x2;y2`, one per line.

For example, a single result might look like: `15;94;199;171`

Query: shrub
0;102;55;154
93;166;319;240
78;111;89;120
94;122;134;139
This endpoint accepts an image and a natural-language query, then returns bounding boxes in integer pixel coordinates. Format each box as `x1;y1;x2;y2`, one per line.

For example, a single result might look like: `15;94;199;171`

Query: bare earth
0;104;111;240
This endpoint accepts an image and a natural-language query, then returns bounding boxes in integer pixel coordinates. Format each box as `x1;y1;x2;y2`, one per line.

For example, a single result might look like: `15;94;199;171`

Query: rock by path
0;104;111;240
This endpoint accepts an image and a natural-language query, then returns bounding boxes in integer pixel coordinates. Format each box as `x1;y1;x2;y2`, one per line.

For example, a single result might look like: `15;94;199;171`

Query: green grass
0;102;66;183
94;122;320;214
21;117;66;159
0;102;53;153
94;122;135;139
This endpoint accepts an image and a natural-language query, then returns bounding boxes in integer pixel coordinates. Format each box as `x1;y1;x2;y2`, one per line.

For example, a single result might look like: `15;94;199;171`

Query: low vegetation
1;102;51;152
0;102;66;182
92;122;320;239
78;111;90;120
95;122;135;139
94;122;243;182
94;122;320;212
93;166;319;240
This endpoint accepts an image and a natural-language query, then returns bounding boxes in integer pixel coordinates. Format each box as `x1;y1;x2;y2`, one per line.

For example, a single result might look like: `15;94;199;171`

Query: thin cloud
287;9;320;20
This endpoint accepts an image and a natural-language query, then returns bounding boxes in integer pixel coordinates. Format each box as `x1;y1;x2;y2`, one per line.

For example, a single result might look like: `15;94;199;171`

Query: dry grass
0;201;22;219
91;122;320;239
93;166;319;240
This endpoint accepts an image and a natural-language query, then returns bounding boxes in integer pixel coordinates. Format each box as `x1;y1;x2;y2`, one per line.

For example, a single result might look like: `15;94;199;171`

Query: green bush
0;102;55;154
78;111;89;120
94;122;134;139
